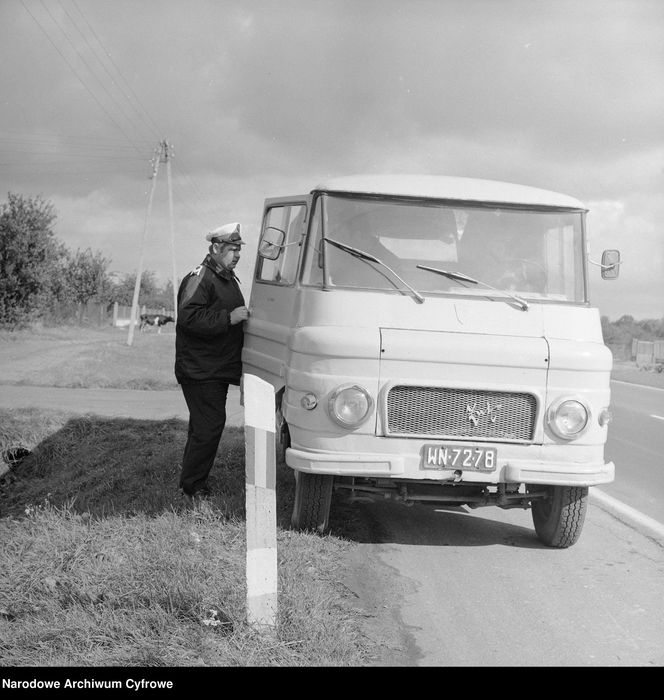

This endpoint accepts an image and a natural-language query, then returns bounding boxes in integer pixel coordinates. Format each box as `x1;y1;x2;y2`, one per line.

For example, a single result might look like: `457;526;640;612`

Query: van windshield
301;193;586;303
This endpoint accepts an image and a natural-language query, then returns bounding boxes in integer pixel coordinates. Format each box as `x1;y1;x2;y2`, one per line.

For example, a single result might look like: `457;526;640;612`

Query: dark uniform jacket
174;254;245;385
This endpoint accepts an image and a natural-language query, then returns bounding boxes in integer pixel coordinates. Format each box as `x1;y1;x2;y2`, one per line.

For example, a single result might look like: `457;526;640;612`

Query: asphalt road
602;380;664;523
0;384;243;425
353;496;664;666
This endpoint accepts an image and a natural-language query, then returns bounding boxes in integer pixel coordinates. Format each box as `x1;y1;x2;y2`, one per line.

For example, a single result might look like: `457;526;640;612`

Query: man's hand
229;306;249;325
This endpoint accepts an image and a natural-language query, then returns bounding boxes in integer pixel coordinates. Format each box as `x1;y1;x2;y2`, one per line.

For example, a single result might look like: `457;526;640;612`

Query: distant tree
601;315;619;344
638;318;664;338
65;248;112;305
602;317;631;348
0;192;66;327
109;270;159;307
148;278;177;312
49;247;112;323
165;278;178;311
601;314;664;361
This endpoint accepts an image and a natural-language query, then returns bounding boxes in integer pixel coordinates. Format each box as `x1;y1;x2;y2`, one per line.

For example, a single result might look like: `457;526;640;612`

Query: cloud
587;193;664;319
1;0;662;319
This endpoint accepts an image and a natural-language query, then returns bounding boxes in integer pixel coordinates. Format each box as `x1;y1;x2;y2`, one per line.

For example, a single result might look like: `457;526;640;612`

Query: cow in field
139;314;174;333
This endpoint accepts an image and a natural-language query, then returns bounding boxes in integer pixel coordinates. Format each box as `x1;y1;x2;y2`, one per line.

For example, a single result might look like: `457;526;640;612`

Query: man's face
212;242;242;270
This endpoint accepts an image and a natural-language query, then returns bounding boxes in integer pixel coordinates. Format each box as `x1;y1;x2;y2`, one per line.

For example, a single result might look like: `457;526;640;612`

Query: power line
0;150;147;161
16;3;227;246
19;1;146;155
0;131;152;146
62;3;222;224
0;168;147;176
57;0;160;145
170;160;220;223
59;2;222;225
37;0;150;152
69;0;164;142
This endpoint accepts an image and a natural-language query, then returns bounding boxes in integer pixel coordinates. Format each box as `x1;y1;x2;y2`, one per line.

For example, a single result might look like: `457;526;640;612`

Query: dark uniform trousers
179;381;229;495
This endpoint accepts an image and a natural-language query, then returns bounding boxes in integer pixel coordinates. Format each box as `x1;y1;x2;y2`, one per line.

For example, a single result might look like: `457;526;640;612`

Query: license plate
422;444;497;471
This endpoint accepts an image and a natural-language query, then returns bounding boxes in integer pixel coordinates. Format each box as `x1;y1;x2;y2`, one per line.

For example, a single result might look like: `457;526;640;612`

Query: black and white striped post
243;374;278;632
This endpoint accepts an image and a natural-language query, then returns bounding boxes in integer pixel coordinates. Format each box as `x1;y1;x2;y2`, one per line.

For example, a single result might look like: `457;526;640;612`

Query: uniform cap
205;222;245;245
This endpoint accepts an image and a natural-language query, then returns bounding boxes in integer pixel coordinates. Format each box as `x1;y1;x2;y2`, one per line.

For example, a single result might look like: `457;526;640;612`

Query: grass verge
0;409;373;667
0;326;178;390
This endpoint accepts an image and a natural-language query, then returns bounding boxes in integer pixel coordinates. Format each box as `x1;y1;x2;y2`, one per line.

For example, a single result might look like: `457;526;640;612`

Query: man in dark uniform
175;222;249;505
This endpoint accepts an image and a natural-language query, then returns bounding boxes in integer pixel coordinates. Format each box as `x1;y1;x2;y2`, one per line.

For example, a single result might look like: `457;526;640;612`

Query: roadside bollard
243;374;278;633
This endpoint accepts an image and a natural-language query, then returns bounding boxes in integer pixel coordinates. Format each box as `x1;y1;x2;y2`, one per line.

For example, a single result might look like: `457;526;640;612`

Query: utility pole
164;140;178;321
127;144;161;346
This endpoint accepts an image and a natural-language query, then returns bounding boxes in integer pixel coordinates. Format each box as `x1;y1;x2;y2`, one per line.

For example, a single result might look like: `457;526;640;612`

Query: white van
242;175;620;547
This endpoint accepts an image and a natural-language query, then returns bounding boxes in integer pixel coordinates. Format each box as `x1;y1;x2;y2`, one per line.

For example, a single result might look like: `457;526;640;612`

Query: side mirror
601;249;621;280
258;226;285;261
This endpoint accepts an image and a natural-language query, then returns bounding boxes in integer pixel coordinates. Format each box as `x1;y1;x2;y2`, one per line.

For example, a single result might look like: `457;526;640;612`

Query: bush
0;193;63;328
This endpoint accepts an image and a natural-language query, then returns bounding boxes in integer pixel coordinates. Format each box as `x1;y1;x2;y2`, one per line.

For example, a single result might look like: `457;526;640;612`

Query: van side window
256;205;306;285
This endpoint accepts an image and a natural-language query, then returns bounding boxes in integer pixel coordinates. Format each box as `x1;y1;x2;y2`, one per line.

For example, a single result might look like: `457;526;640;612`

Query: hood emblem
467;402;502;426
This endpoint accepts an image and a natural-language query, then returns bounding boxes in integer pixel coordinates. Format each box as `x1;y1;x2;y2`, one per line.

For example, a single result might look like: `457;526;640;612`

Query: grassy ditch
0;409;374;667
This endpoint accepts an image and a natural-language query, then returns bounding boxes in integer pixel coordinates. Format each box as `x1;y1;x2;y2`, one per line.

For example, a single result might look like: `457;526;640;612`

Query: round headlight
328;385;373;428
548;399;589;439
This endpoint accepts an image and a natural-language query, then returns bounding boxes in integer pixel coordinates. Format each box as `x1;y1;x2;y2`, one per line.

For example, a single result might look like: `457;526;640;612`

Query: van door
243;196;311;390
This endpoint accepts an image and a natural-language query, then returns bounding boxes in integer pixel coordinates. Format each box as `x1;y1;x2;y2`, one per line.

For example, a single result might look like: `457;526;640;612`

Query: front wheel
530;485;588;548
275;401;290;465
291;472;334;533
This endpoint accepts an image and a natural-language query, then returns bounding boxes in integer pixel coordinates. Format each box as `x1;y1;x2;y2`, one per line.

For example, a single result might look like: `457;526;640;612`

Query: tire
275;400;290;465
291;471;334;533
530;485;588;548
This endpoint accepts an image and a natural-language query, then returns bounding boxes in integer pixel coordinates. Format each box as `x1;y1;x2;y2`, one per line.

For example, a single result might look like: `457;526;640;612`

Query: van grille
385;386;537;442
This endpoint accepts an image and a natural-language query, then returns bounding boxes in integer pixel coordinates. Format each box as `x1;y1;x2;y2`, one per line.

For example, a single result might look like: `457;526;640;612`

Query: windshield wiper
324;236;425;304
416;264;529;311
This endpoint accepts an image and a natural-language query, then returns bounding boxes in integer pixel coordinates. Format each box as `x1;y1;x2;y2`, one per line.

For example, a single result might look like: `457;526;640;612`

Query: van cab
242;175;620;548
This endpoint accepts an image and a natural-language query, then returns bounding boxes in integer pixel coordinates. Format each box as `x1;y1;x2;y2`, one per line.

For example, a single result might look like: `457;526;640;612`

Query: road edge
590;487;664;547
611;378;664;392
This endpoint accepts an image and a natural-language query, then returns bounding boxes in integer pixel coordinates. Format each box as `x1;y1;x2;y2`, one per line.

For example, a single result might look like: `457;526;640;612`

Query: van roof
311;174;586;210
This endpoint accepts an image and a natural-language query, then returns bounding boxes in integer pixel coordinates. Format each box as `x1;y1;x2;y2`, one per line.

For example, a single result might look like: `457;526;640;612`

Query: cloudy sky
1;0;662;320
